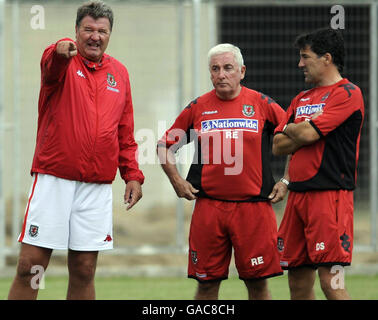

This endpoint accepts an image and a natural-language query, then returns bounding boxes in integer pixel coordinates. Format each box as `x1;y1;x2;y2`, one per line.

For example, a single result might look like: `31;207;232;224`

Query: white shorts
18;173;113;251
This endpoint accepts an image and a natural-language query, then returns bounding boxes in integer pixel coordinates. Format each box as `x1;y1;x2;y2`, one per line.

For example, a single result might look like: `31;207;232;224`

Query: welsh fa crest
191;250;198;264
277;237;284;252
242;105;255;117
29;225;39;238
107;73;117;87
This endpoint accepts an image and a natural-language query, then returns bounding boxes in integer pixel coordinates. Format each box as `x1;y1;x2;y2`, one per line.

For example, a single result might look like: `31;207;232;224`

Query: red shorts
188;198;283;282
278;190;354;269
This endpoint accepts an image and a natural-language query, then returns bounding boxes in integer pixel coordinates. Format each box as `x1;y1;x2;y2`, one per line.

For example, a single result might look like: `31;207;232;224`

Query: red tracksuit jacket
31;38;144;184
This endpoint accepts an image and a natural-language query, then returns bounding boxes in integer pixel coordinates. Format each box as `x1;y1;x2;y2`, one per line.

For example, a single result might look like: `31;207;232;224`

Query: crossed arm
272;117;321;156
270;119;320;203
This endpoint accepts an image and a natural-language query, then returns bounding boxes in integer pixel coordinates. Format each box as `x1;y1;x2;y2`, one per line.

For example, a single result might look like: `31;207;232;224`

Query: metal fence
0;0;377;269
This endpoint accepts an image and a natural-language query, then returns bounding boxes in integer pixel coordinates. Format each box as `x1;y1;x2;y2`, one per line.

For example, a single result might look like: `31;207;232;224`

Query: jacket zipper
92;72;99;162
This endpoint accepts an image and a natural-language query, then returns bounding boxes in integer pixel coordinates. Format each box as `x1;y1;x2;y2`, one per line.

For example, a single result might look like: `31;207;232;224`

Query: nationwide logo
201;118;258;133
296;103;325;118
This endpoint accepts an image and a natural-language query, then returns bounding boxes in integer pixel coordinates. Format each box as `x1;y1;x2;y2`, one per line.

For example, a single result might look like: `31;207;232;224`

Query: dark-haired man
273;28;364;300
8;1;144;299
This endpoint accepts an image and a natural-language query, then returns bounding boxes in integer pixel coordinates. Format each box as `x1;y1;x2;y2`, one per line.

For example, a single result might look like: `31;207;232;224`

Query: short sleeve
310;84;363;137
157;104;195;152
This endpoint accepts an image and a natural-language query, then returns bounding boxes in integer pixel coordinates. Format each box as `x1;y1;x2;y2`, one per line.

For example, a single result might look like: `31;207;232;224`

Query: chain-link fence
0;0;376;271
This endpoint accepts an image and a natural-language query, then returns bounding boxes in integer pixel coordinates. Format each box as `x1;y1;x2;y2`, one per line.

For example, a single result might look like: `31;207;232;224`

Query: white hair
207;43;244;70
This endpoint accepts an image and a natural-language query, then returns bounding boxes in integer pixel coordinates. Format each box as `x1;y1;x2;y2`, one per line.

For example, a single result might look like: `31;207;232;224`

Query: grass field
1;274;377;300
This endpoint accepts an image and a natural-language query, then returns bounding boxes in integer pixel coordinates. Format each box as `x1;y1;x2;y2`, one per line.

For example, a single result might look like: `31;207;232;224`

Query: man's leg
195;281;221;300
66;250;98;300
244;279;271;300
318;266;350;300
288;267;316;300
8;243;52;300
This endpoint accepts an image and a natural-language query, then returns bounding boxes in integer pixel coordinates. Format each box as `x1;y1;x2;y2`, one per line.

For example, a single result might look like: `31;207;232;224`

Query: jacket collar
80;53;110;70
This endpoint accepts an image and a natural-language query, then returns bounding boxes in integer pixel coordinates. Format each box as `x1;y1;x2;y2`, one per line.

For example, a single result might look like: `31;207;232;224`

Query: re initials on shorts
251;256;264;266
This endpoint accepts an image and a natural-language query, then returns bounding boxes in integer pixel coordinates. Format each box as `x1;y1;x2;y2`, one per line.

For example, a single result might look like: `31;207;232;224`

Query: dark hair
76;1;114;31
294;28;345;72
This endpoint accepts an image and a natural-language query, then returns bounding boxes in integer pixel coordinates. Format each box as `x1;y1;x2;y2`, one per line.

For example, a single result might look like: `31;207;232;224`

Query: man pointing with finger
57;41;78;59
8;1;144;300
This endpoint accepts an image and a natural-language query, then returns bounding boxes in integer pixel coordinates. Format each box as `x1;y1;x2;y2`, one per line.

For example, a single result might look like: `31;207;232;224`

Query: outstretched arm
55;40;77;59
41;39;77;85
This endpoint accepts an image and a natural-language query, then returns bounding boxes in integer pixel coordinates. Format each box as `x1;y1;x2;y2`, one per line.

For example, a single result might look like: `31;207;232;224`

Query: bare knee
16;248;50;281
13;258;47;295
245;279;267;291
318;266;350;299
195;281;221;300
68;251;98;284
288;267;316;300
288;273;310;292
69;261;96;283
244;279;271;300
319;274;333;294
16;257;36;280
197;281;220;293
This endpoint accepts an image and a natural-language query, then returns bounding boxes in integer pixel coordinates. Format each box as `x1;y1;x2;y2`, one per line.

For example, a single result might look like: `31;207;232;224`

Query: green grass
1;274;377;300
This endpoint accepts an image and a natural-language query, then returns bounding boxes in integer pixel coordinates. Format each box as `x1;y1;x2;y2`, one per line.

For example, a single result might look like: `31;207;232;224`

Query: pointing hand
56;41;77;59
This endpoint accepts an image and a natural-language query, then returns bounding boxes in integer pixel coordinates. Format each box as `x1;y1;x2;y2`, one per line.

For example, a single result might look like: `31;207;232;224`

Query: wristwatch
280;177;290;186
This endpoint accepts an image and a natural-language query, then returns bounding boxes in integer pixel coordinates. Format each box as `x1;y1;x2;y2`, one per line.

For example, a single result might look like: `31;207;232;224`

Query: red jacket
31;38;144;184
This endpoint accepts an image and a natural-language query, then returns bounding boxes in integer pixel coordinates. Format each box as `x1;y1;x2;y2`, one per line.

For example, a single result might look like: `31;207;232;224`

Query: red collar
80;53;110;70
